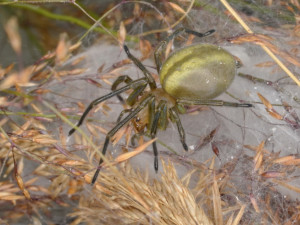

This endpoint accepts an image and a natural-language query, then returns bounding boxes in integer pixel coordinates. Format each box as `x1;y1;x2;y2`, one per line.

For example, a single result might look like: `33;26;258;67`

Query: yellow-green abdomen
160;44;236;100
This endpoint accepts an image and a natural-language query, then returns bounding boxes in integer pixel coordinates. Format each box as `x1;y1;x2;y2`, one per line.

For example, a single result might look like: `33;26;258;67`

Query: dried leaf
272;179;300;193
97;63;105;73
254;150;263;171
0;97;9;107
266;109;283;120
0;73;17;90
85;78;102;88
165;40;173;59
86;123;99;137
255;61;275;67
15;173;31;200
250;194;260;212
13;154;31;200
232;204;246;225
133;3;140;17
195;127;218;150
0;65;38;90
139;39;152;59
4;17;21;55
118;21;126;46
185;34;195;46
294;24;300;37
230;33;300;67
257;93;272;110
57;68;87;76
32;135;57;144
71;56;85;66
69;41;81;52
55;159;85;166
261;171;285;178
211;142;220;158
0;194;25;201
56;33;70;63
212;177;223;225
24;177;39;186
114;138;156;163
254;141;264;171
244;144;270;154
225;213;234;225
168;2;186;14
68;179;78;195
273;155;300;165
0;63;14;79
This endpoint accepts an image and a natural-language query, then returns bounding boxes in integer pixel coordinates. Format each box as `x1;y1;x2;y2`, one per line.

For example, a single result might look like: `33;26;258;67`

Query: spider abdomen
160;44;236;100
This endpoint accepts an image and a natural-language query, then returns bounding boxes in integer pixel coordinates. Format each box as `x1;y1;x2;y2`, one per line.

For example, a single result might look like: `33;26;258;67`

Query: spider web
61;0;300;223
1;0;299;224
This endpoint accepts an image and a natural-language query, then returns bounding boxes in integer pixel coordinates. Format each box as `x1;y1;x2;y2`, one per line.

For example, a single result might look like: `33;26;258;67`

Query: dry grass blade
225;213;234;225
232;204;246;225
272;155;300;165
101;138;157;169
112;126;127;146
257;93;283;120
114;138;156;163
1;1;300;224
272;179;300;193
220;0;300;86
71;161;213;225
0;194;25;201
212;176;223;225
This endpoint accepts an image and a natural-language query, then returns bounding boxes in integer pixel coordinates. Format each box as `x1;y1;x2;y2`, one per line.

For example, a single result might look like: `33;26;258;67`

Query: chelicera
68;28;252;184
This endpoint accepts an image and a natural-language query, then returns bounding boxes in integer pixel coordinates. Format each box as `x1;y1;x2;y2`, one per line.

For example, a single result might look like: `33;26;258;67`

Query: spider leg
115;83;147;123
111;75;133;103
127;84;147;106
170;107;188;151
154;28;215;73
68;78;147;136
177;99;252;107
116;109;133;123
130;132;146;147
147;97;156;131
115;82;148;123
149;100;167;172
123;45;157;90
91;94;154;184
158;102;168;130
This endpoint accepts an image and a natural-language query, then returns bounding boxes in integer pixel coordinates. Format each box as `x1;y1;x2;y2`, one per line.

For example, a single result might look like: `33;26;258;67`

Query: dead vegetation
0;0;300;224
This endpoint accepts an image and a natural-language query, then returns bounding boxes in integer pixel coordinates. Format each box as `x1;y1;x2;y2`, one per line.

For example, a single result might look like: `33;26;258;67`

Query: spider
68;28;252;184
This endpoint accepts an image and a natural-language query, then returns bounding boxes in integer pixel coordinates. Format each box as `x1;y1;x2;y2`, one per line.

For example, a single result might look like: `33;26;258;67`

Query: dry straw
1;1;300;224
70;161;214;225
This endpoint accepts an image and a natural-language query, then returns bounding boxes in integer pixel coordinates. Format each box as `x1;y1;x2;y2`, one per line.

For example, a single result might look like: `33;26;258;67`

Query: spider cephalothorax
69;28;252;184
